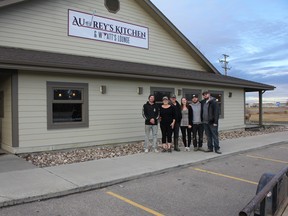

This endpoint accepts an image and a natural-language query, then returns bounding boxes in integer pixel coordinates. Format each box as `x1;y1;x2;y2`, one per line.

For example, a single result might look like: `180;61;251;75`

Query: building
0;0;274;153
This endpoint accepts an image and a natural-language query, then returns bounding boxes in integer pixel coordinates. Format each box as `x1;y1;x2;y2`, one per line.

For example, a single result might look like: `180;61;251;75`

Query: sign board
68;9;149;49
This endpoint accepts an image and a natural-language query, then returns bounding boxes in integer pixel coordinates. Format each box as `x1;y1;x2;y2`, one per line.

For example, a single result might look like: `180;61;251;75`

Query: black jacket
142;102;159;125
171;101;182;123
200;97;219;124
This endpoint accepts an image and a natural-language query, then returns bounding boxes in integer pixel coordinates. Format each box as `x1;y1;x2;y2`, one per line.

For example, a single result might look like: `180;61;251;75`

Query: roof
0;47;275;91
0;0;27;8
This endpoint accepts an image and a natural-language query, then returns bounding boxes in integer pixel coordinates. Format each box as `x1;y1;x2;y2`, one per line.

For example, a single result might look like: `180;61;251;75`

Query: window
47;82;88;129
209;91;224;118
183;89;201;104
150;87;174;104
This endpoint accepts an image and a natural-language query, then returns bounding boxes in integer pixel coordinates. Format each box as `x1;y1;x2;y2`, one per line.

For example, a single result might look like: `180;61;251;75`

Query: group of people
142;90;221;154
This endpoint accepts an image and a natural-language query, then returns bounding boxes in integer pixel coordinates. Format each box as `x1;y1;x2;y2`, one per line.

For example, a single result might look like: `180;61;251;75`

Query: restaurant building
0;0;274;153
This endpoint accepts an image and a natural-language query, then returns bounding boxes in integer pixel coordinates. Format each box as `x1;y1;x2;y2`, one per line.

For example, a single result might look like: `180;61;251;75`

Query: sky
150;0;288;104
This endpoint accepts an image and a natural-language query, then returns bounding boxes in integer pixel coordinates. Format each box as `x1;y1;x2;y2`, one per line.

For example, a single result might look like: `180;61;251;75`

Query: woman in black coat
159;96;176;152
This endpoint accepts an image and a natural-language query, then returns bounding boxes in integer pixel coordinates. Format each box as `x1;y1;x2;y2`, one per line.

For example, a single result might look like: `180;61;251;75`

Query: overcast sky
150;0;288;103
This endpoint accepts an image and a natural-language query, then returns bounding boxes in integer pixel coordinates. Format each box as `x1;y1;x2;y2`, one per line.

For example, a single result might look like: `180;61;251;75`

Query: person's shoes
198;147;204;151
144;149;149;153
204;149;213;153
174;147;180;152
168;148;172;153
154;149;159;153
193;147;198;151
215;150;222;154
187;147;191;152
162;149;167;152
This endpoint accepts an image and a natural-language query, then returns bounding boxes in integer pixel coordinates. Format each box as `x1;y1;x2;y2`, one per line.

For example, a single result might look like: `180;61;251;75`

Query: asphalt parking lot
1;142;287;216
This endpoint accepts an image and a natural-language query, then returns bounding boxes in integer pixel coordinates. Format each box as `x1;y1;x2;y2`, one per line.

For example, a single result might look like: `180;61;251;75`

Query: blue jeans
144;125;158;149
203;123;220;151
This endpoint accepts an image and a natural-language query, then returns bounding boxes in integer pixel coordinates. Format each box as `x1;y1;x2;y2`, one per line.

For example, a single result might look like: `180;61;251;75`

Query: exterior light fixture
137;87;143;95
100;85;106;94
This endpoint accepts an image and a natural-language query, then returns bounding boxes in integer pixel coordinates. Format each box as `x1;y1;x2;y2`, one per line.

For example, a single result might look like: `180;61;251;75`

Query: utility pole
219;54;231;75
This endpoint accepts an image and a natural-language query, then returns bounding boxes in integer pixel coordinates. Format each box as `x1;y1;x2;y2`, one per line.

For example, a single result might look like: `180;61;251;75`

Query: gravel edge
18;125;287;168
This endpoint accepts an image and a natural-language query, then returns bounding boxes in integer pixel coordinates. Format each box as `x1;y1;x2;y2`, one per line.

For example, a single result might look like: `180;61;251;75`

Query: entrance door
0;91;3;145
0;118;2;144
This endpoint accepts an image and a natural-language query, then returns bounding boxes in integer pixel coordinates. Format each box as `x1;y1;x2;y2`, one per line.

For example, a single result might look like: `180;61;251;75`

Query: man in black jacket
142;95;159;153
170;94;182;151
201;90;221;154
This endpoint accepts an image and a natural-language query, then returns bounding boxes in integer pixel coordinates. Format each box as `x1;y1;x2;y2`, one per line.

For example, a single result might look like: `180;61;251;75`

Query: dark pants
173;122;180;140
160;123;173;143
180;126;192;147
192;124;204;148
203;123;220;151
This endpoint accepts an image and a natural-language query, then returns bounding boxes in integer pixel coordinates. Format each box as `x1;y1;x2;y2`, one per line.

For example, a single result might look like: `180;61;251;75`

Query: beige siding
16;71;245;153
18;71;146;151
219;89;245;130
0;0;205;71
0;76;12;150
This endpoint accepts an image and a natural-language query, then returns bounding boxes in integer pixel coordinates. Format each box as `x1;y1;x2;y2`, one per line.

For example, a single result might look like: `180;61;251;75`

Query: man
142;95;159;153
201;90;222;154
170;94;182;151
190;95;204;151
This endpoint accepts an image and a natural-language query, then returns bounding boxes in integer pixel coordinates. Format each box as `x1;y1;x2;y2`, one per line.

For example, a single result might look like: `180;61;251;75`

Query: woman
159;96;175;152
180;97;192;151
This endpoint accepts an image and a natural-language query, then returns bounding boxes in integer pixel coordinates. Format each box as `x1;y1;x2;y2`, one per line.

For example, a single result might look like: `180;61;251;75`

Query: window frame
150;87;174;104
208;90;224;119
47;82;89;129
182;88;202;104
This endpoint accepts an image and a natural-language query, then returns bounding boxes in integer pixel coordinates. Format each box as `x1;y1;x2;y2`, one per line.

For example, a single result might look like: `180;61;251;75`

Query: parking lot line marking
106;191;164;216
192;168;258;185
245;155;288;164
279;146;288;150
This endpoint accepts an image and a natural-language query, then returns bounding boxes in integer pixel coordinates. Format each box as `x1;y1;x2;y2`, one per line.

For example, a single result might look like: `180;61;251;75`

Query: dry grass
247;107;288;123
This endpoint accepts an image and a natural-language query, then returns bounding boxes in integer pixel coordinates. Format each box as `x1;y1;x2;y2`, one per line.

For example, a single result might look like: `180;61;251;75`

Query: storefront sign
68;9;149;49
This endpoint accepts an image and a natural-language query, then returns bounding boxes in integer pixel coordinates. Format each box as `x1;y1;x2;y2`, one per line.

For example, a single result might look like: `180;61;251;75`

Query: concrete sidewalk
0;131;287;208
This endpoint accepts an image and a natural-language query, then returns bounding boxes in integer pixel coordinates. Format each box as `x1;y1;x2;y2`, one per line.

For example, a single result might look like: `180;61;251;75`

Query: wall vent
105;0;120;14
